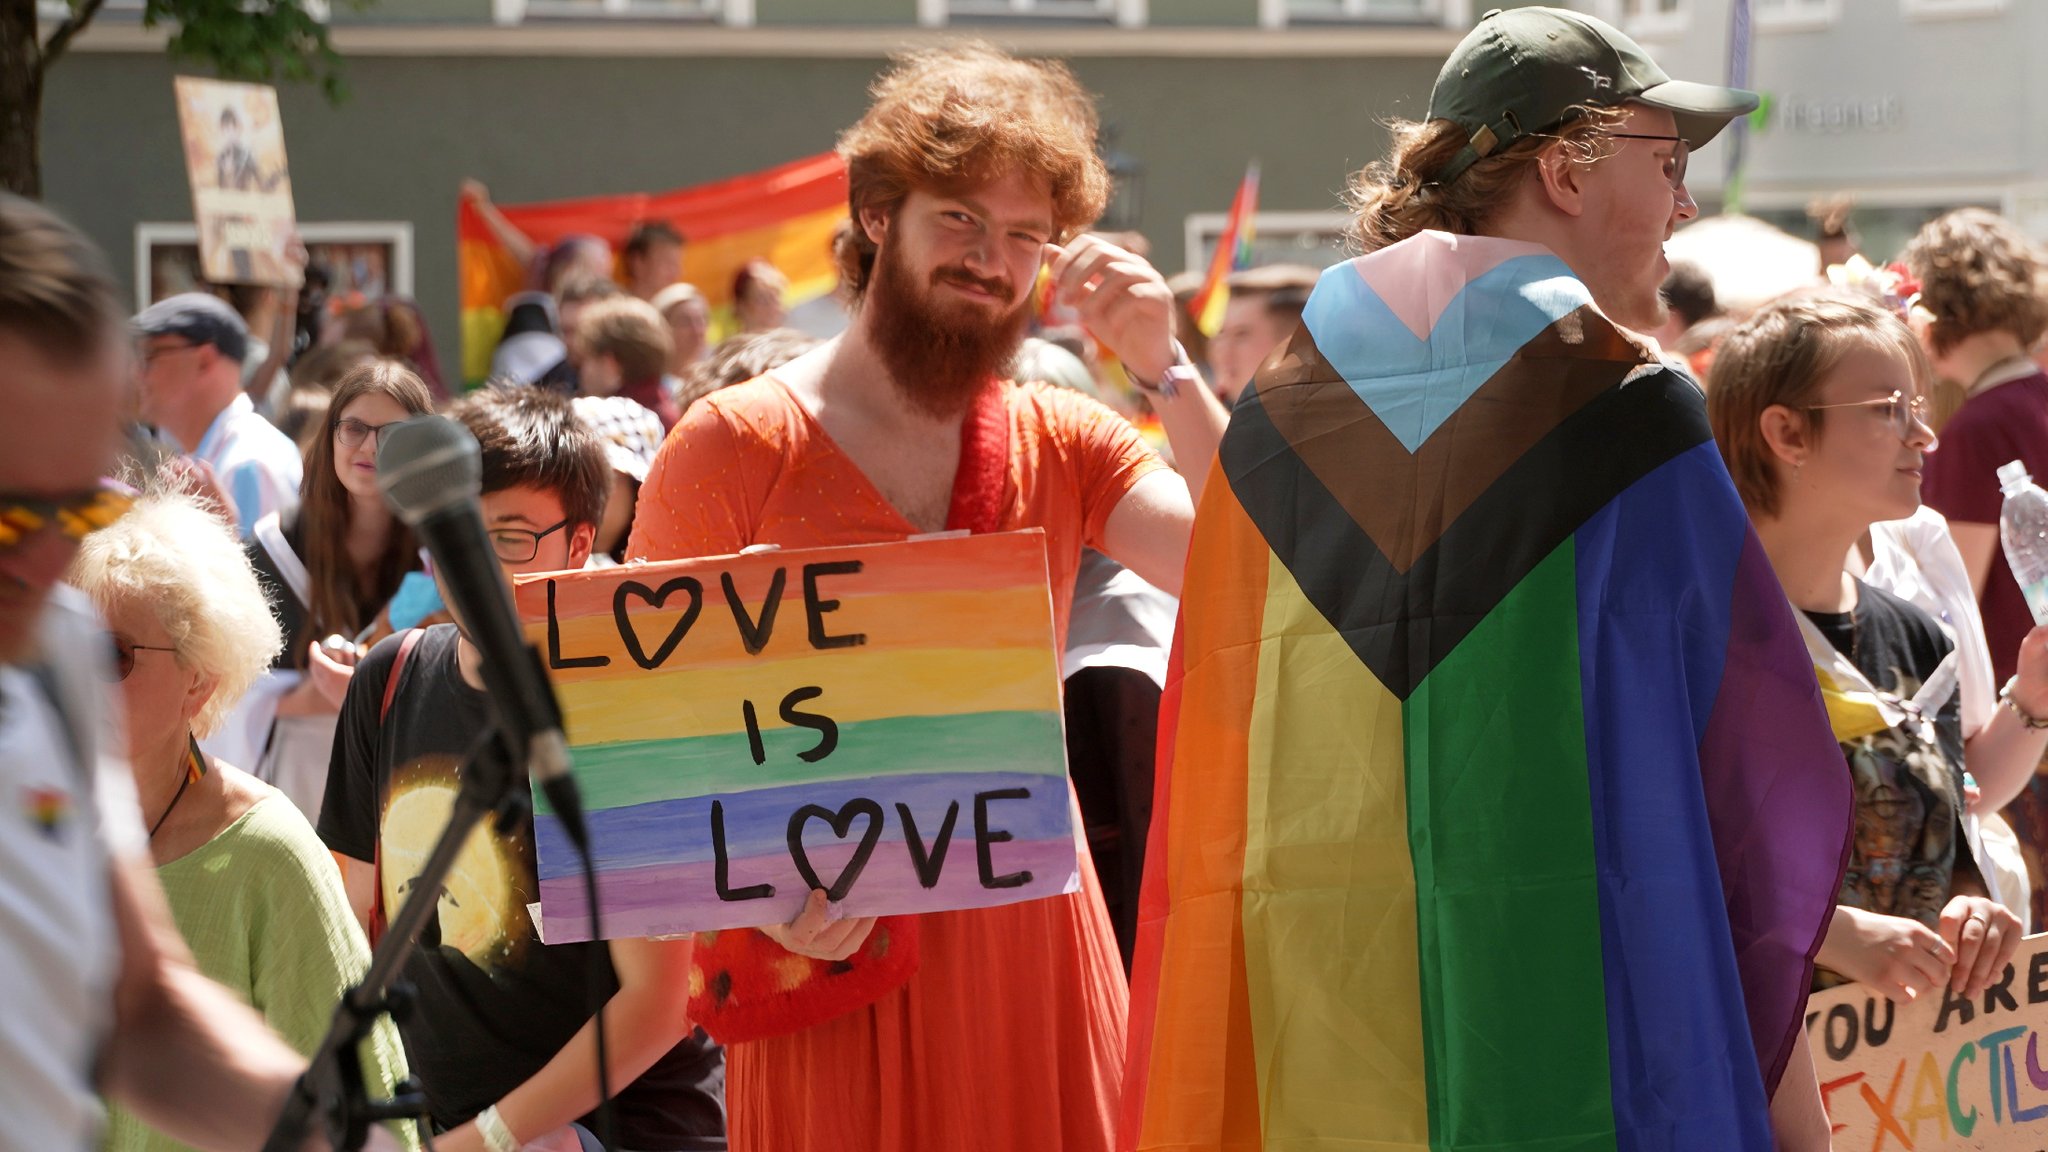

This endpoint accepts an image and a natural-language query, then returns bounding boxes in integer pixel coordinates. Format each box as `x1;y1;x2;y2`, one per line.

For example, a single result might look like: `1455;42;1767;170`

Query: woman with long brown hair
211;359;434;819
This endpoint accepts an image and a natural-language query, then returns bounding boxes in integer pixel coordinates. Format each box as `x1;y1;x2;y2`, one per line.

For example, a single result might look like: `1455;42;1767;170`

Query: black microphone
376;415;589;852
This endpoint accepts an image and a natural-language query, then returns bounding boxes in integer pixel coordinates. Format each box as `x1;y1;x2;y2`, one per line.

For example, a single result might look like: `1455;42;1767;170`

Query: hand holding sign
763;890;877;961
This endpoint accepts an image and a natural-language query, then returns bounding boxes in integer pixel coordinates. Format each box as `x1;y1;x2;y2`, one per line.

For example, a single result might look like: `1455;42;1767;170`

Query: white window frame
1258;0;1459;29
133;220;414;312
1183;210;1350;277
1901;0;2006;20
1752;0;1840;32
920;0;1145;27
495;0;749;25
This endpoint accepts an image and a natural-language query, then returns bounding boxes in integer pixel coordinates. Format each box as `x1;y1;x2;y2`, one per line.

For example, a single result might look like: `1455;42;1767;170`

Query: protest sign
513;530;1077;941
172;77;297;286
1808;932;2048;1149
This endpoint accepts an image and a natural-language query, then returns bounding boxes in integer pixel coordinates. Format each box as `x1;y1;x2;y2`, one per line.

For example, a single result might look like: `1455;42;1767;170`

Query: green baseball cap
1427;6;1759;182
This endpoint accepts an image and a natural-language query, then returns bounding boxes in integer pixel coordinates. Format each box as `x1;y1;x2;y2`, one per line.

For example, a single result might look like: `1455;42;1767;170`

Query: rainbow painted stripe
514;530;1077;941
1124;233;1853;1150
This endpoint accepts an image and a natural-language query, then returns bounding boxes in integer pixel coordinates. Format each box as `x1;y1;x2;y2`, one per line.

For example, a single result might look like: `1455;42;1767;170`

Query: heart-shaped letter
786;798;885;902
613;577;703;670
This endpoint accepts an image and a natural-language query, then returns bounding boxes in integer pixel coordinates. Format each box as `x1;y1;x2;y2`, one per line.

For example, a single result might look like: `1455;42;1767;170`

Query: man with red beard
627;44;1227;1152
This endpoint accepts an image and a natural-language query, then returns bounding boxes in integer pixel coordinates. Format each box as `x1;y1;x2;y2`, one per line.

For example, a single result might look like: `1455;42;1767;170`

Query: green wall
39;50;1438;383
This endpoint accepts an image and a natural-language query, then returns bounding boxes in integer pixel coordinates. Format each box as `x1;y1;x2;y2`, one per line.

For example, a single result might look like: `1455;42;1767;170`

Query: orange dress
627;376;1162;1152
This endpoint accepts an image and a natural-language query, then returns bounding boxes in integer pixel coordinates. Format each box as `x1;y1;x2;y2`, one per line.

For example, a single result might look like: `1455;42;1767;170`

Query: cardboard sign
1807;932;2048;1149
172;77;297;286
514;530;1078;940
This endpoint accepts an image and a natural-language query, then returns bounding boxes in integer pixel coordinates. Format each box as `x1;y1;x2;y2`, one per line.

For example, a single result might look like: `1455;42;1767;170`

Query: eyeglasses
488;518;569;564
1803;389;1939;450
334;417;403;450
0;483;134;552
139;341;201;369
104;634;179;682
1608;133;1690;191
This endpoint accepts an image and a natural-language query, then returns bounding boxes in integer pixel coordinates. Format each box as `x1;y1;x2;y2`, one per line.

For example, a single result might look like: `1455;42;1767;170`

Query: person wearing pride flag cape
1123;9;1852;1151
628;44;1228;1152
1706;292;2031;1004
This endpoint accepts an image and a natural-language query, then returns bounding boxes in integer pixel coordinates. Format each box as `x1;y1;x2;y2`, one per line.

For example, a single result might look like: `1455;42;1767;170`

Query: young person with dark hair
622;221;686;303
1206;263;1320;404
320;387;724;1152
220;360;433;820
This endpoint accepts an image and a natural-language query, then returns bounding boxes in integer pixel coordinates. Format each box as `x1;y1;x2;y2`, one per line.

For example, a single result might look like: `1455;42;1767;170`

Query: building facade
37;0;2046;382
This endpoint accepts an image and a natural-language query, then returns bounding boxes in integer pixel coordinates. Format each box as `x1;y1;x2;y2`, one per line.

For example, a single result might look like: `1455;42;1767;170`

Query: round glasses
1802;390;1939;450
488;518;569;564
104;634;178;682
1607;133;1690;191
334;417;402;450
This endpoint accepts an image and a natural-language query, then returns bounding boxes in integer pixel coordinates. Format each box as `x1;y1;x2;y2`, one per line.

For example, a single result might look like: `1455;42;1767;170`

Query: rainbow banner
512;530;1078;941
1191;162;1259;337
459;151;849;385
1123;232;1853;1150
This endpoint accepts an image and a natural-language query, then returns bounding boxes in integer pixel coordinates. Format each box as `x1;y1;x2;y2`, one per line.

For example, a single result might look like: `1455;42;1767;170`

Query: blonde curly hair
68;487;282;738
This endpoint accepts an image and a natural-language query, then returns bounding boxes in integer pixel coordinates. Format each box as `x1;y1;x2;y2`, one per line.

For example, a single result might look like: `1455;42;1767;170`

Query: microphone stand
262;727;528;1152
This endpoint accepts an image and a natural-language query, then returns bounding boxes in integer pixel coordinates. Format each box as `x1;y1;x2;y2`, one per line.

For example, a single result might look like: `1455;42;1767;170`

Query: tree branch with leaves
2;0;361;198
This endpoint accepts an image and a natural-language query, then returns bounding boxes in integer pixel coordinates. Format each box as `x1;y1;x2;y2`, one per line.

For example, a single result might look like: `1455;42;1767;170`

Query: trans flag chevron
1120;231;1854;1152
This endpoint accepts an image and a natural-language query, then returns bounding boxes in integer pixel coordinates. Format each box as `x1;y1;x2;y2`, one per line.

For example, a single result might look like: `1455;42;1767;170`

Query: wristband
1125;340;1201;402
476;1105;520;1152
1999;677;2048;730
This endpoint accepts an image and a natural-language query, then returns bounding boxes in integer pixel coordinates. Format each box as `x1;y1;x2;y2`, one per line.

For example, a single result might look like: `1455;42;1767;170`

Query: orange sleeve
626;399;758;562
1050;387;1169;552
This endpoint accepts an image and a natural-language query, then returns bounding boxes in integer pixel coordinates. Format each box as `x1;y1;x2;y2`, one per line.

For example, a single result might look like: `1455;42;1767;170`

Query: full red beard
864;237;1034;420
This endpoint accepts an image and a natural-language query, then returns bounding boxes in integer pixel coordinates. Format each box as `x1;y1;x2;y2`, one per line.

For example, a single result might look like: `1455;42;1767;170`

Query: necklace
149;735;207;840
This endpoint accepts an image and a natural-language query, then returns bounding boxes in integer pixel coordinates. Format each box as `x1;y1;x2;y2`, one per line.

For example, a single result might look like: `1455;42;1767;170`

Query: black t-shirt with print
1803;579;1970;934
318;625;725;1148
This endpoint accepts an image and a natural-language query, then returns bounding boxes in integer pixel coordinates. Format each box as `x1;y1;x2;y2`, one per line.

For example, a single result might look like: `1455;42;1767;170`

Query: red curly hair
835;42;1110;302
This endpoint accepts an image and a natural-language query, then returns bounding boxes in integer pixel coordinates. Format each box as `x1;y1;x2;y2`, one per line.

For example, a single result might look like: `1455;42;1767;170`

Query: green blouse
101;794;419;1152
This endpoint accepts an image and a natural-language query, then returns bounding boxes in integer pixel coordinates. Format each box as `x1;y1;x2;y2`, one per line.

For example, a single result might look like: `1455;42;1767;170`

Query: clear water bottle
1998;460;2048;625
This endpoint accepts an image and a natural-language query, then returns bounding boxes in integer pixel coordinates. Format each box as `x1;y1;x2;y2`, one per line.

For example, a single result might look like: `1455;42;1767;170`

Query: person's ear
1534;143;1590;219
1758;403;1813;469
858;204;891;248
185;670;220;731
566;522;597;569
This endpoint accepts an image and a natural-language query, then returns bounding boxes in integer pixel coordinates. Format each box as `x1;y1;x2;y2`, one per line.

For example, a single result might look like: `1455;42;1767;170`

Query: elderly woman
71;488;416;1152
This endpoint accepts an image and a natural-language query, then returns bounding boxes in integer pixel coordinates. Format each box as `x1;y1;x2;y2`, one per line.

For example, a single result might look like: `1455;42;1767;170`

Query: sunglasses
0;483;134;552
103;634;178;683
1803;389;1939;450
1607;133;1691;191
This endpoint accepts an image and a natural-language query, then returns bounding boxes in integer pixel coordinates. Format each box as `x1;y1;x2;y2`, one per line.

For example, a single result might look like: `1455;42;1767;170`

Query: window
134;222;414;313
494;0;748;24
927;0;1144;26
1182;211;1349;280
1901;0;2006;19
1753;0;1839;30
1265;0;1440;26
1621;0;1687;36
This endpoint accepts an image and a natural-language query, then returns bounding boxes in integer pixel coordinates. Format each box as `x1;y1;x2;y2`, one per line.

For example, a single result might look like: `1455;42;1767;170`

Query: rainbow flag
1191;163;1259;337
513;531;1077;941
459;152;849;386
1122;232;1853;1150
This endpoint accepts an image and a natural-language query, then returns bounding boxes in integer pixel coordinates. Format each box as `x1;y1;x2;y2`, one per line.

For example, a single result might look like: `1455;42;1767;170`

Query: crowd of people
8;6;2048;1152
